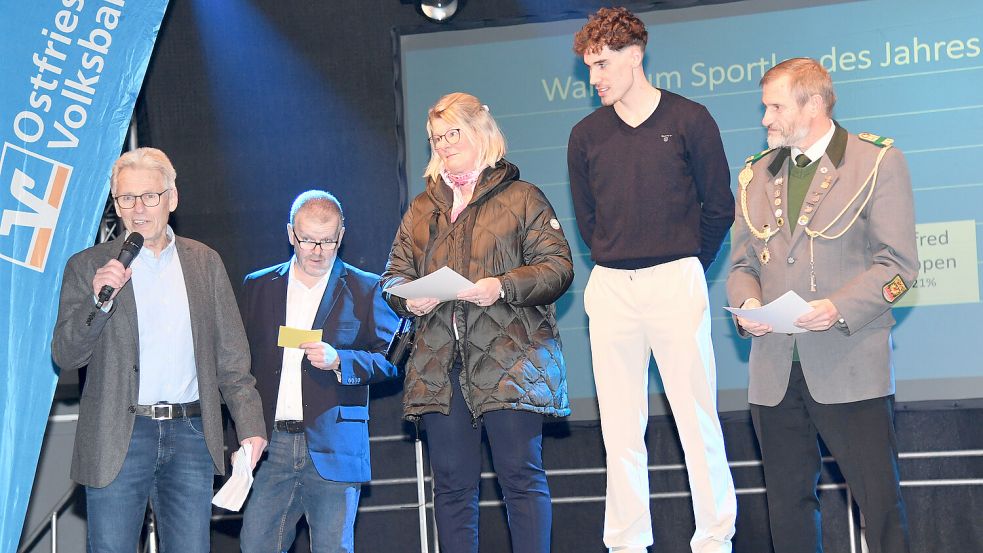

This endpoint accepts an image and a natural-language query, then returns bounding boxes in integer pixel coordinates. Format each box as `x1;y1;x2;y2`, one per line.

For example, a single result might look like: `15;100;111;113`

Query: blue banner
0;1;169;550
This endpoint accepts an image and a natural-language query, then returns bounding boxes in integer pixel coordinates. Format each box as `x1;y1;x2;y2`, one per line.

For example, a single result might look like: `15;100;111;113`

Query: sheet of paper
212;443;254;512
383;266;476;301
277;326;323;348
724;290;813;334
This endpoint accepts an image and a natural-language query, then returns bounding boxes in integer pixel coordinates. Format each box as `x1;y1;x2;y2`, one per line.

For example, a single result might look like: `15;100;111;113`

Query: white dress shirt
792;119;836;164
274;258;330;422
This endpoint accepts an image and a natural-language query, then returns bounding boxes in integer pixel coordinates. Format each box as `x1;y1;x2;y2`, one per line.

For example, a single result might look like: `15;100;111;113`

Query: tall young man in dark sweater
568;8;736;553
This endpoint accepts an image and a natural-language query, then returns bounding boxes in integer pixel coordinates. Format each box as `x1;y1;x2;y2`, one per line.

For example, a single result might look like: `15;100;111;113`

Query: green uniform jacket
728;124;919;406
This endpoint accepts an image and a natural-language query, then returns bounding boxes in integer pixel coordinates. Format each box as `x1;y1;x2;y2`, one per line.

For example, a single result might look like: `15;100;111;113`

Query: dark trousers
422;367;551;553
750;362;910;553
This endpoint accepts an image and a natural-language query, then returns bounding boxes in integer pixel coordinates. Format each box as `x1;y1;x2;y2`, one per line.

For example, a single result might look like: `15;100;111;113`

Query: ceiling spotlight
419;0;459;23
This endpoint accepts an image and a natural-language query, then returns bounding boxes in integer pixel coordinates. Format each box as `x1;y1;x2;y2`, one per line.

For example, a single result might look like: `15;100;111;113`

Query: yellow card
277;326;323;349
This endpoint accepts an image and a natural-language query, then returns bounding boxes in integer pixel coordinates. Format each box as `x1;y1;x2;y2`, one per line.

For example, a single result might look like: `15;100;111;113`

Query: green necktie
791;152;814;363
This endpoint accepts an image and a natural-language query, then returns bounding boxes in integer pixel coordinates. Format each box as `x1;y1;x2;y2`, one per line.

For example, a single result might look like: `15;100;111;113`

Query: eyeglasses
292;228;340;252
113;189;171;209
428;128;461;147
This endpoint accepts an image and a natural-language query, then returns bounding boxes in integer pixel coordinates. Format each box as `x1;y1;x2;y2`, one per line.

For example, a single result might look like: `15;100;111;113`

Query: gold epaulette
743;147;774;165
858;132;895;147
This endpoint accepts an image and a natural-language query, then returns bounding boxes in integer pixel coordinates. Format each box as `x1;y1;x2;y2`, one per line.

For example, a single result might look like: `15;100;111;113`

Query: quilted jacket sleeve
499;184;574;307
381;206;419;318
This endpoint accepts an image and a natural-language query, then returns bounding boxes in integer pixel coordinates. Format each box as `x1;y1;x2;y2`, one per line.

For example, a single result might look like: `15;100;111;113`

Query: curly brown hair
573;7;648;56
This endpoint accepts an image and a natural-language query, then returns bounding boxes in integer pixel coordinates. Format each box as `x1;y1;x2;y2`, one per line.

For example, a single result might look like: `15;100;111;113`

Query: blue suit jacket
240;258;399;483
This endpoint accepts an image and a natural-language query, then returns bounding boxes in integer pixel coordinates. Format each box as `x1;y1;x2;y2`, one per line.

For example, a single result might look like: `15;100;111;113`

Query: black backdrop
135;0;730;286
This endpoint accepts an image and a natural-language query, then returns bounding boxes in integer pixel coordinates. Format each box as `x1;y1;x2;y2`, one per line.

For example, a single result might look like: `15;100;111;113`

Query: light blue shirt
129;226;199;404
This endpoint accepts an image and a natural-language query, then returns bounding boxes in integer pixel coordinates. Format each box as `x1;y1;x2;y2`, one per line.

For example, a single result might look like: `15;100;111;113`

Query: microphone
97;232;144;306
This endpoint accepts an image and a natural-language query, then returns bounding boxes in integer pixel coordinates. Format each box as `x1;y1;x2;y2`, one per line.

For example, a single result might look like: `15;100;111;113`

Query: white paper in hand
723;290;813;334
383;266;475;301
212;443;254;511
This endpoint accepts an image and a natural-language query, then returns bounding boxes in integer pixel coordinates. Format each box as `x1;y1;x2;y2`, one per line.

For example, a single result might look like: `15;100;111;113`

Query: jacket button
133;365;139;373
786;256;795;264
128;405;135;413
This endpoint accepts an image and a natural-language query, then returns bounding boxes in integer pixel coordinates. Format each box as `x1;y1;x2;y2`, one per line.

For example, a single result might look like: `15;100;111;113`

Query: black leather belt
274;420;304;433
133;401;201;420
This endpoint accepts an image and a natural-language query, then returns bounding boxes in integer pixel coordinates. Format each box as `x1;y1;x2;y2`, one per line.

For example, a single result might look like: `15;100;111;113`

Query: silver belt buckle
152;403;174;420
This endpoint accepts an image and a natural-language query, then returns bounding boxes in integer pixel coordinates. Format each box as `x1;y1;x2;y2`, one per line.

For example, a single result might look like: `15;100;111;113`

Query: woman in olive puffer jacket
382;92;573;553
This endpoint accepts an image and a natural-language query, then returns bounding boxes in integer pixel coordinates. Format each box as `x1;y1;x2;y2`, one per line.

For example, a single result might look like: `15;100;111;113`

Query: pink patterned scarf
440;168;482;222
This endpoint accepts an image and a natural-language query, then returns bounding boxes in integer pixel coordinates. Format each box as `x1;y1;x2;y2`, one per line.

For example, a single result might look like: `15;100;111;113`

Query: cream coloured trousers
584;258;736;553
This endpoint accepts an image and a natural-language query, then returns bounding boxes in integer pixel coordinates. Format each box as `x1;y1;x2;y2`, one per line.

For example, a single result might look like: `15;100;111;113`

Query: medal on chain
739;162;779;265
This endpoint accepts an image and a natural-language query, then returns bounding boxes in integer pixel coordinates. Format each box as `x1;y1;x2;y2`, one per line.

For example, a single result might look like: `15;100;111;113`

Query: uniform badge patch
882;274;908;303
549;218;560;230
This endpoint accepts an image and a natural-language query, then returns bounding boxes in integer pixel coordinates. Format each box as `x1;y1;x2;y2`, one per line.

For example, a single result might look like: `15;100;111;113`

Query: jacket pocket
330;321;360;347
337;405;369;422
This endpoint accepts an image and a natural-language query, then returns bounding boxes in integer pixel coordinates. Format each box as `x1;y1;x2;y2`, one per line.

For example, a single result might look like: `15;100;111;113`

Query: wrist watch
498;279;506;300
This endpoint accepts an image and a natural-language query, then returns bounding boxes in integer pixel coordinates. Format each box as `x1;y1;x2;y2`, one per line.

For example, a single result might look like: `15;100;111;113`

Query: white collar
288;256;331;291
793;120;835;165
133;226;176;262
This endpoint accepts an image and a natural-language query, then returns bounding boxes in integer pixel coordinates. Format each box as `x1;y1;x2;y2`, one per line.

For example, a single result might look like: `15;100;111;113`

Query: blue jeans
240;430;360;553
85;414;214;553
423;368;552;553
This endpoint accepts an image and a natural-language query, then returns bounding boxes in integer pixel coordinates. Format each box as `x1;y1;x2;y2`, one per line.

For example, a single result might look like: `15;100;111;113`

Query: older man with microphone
52;147;266;553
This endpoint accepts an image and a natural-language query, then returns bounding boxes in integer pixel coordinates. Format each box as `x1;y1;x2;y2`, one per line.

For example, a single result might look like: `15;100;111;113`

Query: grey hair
289;190;344;225
111;147;177;192
761;57;837;116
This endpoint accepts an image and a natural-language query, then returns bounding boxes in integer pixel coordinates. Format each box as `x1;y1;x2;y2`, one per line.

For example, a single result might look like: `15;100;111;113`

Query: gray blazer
52;235;266;487
727;125;919;407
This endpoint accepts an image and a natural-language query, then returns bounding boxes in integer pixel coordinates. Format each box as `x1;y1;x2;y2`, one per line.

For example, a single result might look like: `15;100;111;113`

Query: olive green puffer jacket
382;159;573;420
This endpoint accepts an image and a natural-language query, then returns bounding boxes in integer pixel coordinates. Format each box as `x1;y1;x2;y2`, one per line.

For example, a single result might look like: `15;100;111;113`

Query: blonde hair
111;147;177;193
761;57;837;117
423;92;506;182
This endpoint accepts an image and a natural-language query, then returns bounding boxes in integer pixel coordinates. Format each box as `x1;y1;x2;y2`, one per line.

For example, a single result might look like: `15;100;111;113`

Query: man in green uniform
727;57;918;553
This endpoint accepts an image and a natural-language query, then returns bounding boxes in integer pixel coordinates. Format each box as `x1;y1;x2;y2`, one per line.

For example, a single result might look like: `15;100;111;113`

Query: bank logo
0;143;72;272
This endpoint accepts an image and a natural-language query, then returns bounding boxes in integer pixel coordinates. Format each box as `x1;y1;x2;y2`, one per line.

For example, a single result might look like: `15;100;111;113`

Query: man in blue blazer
238;190;399;553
